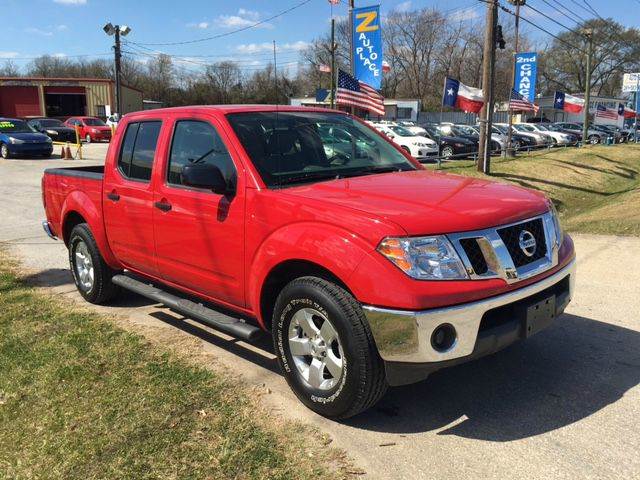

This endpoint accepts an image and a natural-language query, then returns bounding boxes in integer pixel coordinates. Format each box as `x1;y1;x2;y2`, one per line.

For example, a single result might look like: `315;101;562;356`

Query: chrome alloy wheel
288;308;344;391
74;240;94;291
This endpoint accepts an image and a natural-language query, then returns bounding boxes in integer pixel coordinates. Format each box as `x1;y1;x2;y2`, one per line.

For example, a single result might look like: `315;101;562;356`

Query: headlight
9;137;24;144
45;136;52;143
91;128;99;133
414;142;427;147
46;129;59;135
454;143;465;148
377;236;468;280
549;203;564;247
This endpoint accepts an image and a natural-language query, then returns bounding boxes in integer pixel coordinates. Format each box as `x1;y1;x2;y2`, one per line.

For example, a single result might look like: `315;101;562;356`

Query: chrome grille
449;212;559;284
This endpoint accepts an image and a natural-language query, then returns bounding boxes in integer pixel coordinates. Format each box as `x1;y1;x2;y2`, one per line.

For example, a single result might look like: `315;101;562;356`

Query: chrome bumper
363;258;576;363
42;220;58;240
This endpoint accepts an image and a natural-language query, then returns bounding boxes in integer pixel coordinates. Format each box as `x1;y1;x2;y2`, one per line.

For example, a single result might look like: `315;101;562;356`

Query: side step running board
112;274;263;342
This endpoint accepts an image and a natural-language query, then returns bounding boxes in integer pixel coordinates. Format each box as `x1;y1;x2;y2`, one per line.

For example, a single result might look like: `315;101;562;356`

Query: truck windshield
226;111;417;188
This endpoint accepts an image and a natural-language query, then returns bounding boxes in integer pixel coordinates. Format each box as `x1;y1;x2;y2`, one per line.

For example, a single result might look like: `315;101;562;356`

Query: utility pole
478;0;498;173
505;0;525;157
330;18;336;109
273;40;278;105
582;30;594;145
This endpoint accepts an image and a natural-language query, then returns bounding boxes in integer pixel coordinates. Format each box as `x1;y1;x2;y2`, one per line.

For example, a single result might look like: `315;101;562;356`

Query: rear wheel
272;277;387;419
0;143;11;159
588;134;600;144
69;223;121;304
401;145;411;156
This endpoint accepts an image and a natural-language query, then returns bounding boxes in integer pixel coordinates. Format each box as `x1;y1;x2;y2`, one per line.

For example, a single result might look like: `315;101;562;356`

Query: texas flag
624;106;637;119
442;77;484;114
554;91;585;114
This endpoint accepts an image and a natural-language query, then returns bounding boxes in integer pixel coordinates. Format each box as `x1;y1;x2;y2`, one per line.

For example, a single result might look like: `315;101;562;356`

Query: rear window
84;118;106;126
118;121;162;181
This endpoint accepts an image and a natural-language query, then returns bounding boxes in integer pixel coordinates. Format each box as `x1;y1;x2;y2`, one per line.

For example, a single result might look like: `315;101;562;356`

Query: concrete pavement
1;146;639;479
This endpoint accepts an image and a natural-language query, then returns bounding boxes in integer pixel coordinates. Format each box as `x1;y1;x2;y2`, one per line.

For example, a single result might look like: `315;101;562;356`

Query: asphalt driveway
1;147;639;479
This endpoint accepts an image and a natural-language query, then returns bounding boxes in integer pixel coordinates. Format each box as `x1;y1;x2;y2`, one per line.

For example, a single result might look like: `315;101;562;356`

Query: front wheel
272;277;387;419
69;223;121;304
588;135;600;144
0;143;11;159
441;145;454;159
85;134;92;143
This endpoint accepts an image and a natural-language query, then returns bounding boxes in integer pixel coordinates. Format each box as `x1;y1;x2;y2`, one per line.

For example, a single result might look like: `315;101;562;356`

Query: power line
132;0;313;46
122;39;307;59
3;52;112;61
537;0;588;25
524;3;584;37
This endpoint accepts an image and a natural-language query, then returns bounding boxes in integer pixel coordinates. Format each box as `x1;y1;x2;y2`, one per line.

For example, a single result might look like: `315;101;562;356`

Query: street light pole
103;23;131;117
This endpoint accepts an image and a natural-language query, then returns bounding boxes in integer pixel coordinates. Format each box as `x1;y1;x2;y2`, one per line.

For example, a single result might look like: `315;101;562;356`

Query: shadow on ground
346;314;640;441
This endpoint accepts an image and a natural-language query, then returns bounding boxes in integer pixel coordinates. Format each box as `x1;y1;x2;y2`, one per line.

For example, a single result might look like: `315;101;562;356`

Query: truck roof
126;105;342;117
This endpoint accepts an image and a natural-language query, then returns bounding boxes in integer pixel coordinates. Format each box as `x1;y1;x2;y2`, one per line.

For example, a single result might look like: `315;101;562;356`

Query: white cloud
215;8;273;29
25;27;54;36
53;0;87;4
395;1;412;12
53;53;67;58
235;40;310;54
187;21;209;29
449;6;481;22
56;24;68;31
0;51;19;59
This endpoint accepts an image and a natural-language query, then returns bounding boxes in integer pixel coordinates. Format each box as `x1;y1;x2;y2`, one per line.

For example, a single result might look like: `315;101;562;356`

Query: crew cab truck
42;106;576;419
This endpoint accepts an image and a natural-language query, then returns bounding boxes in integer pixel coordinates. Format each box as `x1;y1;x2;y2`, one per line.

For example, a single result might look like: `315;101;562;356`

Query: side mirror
182;163;234;196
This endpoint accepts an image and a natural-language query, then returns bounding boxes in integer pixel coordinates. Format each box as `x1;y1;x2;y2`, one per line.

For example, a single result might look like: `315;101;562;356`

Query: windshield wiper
276;172;343;186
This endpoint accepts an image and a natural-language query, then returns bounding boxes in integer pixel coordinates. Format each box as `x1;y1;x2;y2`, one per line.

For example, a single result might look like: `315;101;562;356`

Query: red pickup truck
42;106;575;419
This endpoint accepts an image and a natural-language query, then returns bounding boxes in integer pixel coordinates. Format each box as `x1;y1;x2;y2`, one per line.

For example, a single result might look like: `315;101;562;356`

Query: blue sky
1;0;638;74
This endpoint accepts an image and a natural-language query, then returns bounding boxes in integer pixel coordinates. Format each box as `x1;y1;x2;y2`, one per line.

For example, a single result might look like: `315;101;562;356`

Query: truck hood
283;170;549;235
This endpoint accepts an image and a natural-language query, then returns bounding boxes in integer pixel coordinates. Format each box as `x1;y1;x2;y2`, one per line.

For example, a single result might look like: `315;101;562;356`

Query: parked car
442;124;504;153
27;118;78;144
371;124;439;161
420;124;477;159
551;122;603;144
512;123;555;146
489;124;537;151
526;123;578;146
589;124;622;143
0;117;53;158
497;123;549;148
106;114;120;128
42;105;575;419
64;116;112;143
396;120;428;136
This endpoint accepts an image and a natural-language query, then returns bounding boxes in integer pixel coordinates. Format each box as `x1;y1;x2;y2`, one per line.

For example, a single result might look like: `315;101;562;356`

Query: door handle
107;191;120;202
154;200;172;212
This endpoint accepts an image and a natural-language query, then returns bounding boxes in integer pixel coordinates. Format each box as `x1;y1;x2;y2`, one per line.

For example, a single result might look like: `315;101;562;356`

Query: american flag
509;89;539;113
595;104;619;121
336;69;385;116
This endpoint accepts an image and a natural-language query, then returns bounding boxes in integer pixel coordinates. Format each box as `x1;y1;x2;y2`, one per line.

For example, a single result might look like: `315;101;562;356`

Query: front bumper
363;258;575;368
8;143;53;156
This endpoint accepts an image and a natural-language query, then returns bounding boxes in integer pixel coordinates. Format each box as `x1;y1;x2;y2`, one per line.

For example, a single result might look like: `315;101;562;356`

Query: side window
117;121;161;181
167;120;235;187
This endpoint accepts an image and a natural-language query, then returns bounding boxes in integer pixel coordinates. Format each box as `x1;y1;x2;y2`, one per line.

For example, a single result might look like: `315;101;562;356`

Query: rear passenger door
103;120;163;275
153;116;246;307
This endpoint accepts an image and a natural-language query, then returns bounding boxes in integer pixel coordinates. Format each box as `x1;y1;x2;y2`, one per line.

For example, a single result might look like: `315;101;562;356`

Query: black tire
441;145;454;159
401;145;411;156
0;142;11;159
272;276;387;419
513;140;522;152
68;223;121;304
588;134;600;144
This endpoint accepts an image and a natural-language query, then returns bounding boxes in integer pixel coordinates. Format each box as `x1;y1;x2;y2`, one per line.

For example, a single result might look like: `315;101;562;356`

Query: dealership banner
352;4;383;90
514;52;538;102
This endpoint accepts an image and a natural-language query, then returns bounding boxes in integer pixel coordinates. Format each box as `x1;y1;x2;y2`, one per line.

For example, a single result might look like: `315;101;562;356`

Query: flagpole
330;18;336;109
505;0;524;158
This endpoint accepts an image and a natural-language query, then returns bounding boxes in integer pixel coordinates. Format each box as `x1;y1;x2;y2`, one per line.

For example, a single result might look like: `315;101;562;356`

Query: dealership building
289;96;422;121
0;77;143;119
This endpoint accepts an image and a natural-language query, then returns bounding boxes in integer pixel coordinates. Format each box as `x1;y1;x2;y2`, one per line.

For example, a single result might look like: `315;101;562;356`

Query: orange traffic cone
65;144;72;160
60;145;66;159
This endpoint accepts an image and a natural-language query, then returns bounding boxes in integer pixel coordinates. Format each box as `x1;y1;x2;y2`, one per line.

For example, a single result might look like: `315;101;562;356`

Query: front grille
497;218;547;267
459;238;488;275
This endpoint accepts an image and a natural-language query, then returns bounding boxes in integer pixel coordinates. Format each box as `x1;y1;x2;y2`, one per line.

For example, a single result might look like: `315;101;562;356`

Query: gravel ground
1;146;639;479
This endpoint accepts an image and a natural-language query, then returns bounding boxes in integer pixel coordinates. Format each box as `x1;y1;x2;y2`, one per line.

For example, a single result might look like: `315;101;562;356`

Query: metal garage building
0;77;143;119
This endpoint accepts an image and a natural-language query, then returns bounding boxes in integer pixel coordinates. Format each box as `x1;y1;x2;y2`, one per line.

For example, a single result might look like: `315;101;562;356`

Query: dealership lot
1;147;639;479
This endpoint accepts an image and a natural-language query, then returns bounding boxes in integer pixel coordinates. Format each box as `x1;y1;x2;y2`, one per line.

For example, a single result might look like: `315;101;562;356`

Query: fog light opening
431;324;457;352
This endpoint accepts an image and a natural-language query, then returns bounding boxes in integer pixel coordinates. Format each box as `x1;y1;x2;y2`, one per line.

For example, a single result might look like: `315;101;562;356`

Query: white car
373;124;439;161
396;121;428;136
525;123;577;146
106;114;120;128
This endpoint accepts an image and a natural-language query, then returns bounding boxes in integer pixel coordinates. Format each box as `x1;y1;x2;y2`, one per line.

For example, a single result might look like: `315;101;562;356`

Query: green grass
427;143;640;235
0;256;349;480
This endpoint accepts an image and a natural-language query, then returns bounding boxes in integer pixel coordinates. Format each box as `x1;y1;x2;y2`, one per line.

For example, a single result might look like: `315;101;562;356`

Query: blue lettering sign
352;5;383;90
514;52;538;102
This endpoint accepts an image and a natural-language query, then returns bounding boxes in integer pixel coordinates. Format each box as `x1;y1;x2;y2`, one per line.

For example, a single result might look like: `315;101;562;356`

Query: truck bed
42;165;105;241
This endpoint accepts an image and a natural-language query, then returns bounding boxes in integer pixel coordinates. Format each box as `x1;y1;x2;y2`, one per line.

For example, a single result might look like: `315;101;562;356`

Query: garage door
44;86;86;117
0;86;41;117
